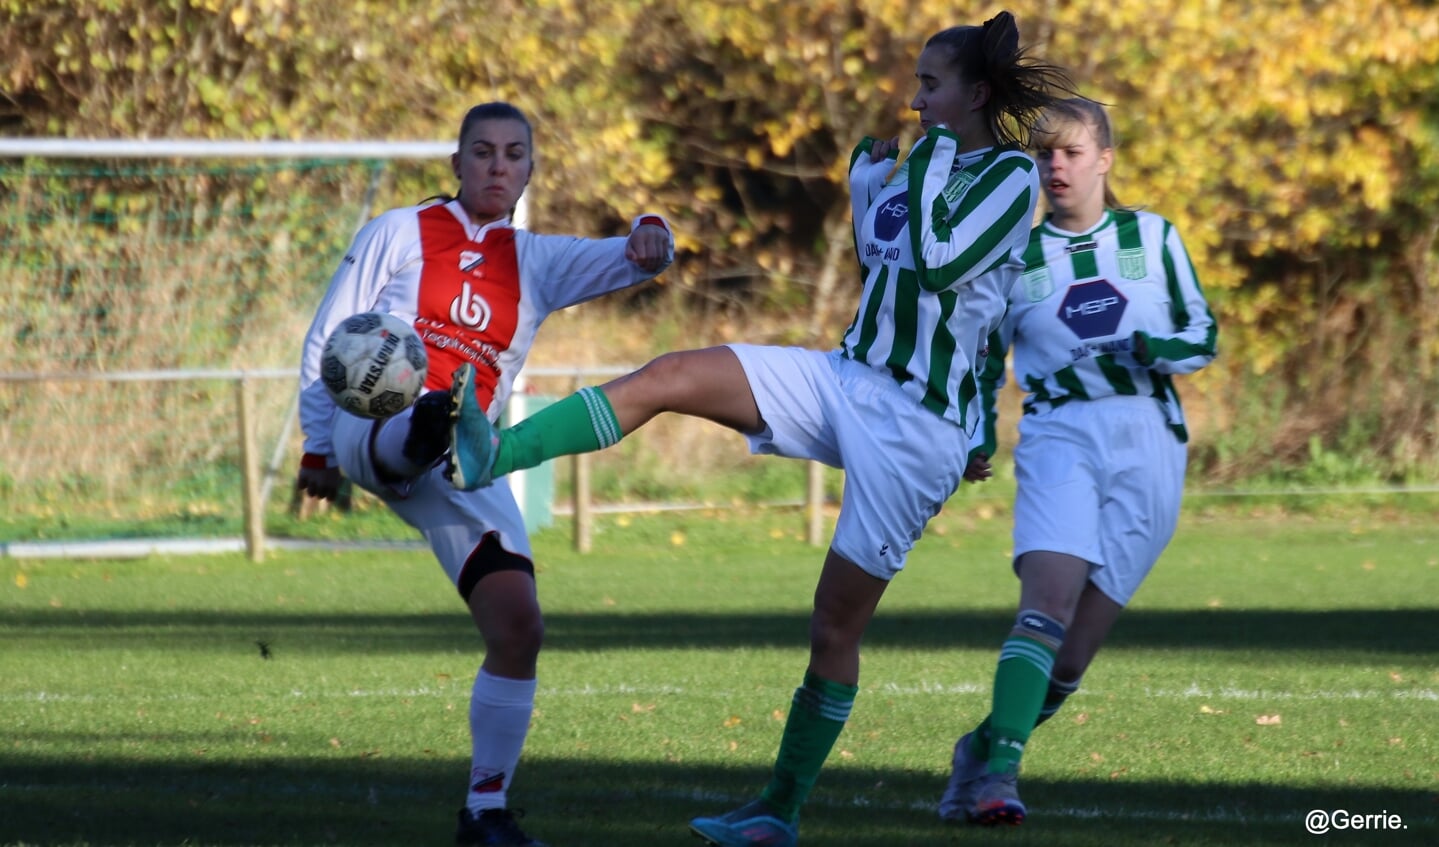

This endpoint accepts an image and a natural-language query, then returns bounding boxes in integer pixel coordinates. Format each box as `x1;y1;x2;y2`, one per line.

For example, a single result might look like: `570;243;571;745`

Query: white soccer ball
320;312;428;419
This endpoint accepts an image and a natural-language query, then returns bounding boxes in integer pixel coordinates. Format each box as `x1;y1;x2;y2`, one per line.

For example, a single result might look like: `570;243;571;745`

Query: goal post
0;139;455;557
0;138;822;560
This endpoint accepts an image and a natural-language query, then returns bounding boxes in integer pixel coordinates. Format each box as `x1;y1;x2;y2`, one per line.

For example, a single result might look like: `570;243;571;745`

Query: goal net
0;141;451;544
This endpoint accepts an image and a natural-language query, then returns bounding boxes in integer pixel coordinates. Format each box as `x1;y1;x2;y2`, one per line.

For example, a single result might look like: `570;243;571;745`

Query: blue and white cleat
938;731;988;822
967;768;1026;826
446;363;498;490
690;800;798;846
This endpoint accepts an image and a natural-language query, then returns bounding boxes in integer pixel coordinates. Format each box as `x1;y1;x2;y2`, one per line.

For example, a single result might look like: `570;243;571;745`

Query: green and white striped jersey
839;127;1038;432
975;209;1218;447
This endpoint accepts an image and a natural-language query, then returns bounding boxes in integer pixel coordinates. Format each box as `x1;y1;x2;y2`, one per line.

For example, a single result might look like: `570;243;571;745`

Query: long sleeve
906;128;1038;294
297;211;410;459
972;317;1013;462
1135;220;1218;375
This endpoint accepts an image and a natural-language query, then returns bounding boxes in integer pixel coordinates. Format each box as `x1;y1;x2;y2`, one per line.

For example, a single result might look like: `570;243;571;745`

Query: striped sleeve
848;137;899;255
909;131;1036;293
972;318;1011;462
1136;220;1218;375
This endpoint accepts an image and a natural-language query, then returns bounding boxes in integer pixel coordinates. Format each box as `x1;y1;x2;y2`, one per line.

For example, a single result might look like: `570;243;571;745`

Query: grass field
2;505;1436;846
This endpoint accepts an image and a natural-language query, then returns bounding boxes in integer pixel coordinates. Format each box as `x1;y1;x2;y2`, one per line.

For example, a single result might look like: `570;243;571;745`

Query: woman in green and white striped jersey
940;98;1219;827
445;12;1077;845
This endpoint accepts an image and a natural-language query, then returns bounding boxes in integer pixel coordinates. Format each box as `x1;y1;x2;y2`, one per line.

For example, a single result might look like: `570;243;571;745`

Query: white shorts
728;345;970;580
1011;395;1187;606
331;410;532;594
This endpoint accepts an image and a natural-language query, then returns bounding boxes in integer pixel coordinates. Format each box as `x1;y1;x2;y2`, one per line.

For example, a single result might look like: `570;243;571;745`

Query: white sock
371;408;428;478
465;668;537;815
368;408;423;480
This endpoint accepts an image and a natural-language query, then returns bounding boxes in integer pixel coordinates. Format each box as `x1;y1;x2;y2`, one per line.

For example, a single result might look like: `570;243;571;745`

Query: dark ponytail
981;11;1020;66
926;11;1076;147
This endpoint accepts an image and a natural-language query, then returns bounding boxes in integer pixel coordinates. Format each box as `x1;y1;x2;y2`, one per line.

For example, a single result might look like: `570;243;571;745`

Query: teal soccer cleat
690;800;798;846
446;362;498;490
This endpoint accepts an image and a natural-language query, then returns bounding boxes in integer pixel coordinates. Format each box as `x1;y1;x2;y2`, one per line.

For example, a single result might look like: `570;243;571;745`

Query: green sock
760;671;858;823
965;675;1077;764
986;611;1062;774
1034;676;1081;728
492;386;622;476
965;717;992;759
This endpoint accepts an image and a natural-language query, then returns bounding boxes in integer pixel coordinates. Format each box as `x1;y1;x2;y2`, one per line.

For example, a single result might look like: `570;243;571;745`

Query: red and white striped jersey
300;199;670;459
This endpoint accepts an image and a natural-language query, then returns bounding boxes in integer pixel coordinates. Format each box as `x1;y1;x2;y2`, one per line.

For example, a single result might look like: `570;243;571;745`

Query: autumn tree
4;0;1437;481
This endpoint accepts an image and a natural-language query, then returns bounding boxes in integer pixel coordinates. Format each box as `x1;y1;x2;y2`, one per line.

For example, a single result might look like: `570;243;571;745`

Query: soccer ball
320;312;428;418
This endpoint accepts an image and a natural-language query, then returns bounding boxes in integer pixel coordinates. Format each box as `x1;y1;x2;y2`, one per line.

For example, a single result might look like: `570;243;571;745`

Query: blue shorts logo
1058;280;1127;340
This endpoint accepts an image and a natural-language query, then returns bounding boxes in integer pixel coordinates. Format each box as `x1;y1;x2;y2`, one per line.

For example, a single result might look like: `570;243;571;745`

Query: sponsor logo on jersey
459;250;485;273
1021;267;1053;302
873;192;909;241
1058;279;1128;340
1064;240;1099;254
1117;247;1147;280
449;280;493;331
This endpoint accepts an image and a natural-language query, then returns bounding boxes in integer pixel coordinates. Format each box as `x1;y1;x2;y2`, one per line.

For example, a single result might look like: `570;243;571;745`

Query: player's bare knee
808;612;861;659
486;613;544;661
636;351;696;403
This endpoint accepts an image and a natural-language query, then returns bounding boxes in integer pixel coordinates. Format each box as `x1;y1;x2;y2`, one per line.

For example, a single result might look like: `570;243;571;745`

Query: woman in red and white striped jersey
296;101;673;847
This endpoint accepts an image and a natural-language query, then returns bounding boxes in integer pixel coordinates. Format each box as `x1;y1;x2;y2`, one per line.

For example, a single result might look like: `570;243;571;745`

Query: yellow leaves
1255;714;1282;726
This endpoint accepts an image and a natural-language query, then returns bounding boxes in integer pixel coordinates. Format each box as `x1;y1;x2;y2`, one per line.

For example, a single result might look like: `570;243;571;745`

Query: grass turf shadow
2;755;1434;846
4;607;1437;657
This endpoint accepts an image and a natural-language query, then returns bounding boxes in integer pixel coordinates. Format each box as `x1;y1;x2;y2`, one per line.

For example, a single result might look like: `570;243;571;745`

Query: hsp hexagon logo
1058;280;1127;340
873;193;909;242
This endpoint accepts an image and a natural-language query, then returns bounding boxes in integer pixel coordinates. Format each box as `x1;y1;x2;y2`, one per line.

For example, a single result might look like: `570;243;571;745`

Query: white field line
3;682;1436;704
0;778;1431;830
644;788;1439;828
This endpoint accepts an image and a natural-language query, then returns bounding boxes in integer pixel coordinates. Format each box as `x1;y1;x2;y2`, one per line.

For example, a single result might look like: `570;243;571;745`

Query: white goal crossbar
0;139;453;159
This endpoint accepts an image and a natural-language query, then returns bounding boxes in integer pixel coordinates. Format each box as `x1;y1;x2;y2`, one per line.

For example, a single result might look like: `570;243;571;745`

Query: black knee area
402;389;455;466
457;531;536;601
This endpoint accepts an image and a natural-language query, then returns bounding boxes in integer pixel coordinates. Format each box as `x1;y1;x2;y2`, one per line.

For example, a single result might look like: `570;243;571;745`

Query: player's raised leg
450;346;761;491
447;363;498;490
